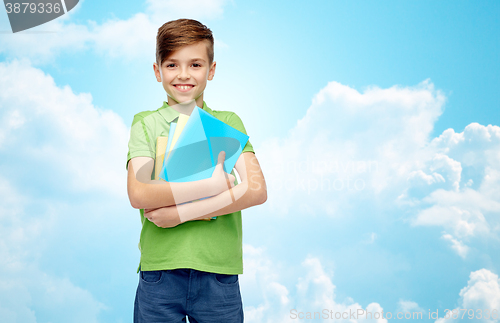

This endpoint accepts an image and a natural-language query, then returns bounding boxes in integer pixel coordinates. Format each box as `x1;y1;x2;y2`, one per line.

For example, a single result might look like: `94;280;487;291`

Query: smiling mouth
174;84;195;92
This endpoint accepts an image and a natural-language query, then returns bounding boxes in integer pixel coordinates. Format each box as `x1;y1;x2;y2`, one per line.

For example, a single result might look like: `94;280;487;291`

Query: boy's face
153;41;216;108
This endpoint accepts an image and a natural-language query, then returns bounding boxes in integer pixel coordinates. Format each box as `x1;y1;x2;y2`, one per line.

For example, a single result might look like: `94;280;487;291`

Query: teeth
177;85;192;90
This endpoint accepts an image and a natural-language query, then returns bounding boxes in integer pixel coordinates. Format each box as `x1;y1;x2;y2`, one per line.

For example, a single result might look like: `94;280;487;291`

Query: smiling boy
126;19;267;322
158;41;212;108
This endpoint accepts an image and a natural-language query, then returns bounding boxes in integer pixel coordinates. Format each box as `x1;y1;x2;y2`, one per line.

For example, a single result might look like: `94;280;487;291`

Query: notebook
159;107;249;183
155;117;216;221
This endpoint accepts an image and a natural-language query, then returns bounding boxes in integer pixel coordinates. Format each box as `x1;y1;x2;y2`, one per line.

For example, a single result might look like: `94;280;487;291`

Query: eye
165;63;175;68
192;63;202;67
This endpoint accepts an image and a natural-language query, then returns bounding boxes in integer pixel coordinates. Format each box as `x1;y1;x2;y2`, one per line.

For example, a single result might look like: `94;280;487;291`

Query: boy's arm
145;152;267;225
127;152;235;210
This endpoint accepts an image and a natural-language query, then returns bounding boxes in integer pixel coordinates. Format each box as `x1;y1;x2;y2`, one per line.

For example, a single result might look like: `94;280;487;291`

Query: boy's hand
211;151;236;194
143;151;235;227
144;206;181;228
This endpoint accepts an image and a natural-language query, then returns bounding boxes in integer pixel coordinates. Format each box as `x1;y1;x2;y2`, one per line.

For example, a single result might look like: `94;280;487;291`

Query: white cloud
0;59;129;197
410;123;500;256
0;14;153;64
0;58;136;317
0;20;92;65
242;245;388;323
145;0;230;24
413;203;489;239
258;79;446;216
257;78;500;259
241;244;291;323
362;232;378;244
408;169;445;186
0;272;106;323
461;270;500;313
0;0;231;64
409;153;462;192
441;233;470;259
397;300;426;317
89;13;158;61
0;176;106;323
435;269;500;323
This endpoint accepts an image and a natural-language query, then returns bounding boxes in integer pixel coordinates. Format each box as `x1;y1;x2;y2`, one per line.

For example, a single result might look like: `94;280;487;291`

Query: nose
177;66;190;80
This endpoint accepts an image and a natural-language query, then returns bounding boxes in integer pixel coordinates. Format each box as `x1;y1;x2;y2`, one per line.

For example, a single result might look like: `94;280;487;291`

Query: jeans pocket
140;270;163;283
214;273;238;285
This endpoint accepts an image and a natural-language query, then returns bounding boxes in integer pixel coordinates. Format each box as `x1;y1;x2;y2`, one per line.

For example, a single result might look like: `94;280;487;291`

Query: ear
208;61;216;81
153;62;162;82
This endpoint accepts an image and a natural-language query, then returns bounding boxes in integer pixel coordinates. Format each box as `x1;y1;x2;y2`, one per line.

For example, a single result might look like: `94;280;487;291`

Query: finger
217;151;225;164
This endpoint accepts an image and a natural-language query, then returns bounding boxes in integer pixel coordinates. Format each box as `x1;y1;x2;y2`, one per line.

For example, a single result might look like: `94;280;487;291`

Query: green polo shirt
126;101;254;274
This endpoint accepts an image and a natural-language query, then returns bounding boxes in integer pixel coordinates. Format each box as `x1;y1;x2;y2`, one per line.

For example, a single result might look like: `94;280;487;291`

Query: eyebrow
165;58;206;63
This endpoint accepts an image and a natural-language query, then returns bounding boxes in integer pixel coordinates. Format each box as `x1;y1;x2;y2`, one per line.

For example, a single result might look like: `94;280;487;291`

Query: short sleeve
228;112;255;154
126;113;156;171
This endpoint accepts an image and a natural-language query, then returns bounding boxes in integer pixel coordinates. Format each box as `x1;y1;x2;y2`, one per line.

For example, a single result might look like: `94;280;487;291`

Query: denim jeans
134;268;244;323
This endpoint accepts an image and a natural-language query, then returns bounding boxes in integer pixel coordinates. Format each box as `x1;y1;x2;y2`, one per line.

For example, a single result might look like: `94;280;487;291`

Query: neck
167;93;205;114
168;98;197;116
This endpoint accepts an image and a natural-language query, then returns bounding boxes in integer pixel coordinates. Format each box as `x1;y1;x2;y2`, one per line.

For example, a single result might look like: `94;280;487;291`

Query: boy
126;19;267;323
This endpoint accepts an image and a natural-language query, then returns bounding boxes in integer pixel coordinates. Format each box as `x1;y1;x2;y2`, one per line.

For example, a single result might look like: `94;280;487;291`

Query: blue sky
0;0;499;322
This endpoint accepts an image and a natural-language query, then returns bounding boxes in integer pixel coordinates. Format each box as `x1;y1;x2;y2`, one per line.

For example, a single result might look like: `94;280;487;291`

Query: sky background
0;0;499;322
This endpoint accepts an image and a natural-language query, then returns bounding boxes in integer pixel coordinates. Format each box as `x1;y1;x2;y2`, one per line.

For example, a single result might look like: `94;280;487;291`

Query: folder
159;107;249;184
154;136;169;180
155;130;213;221
167;113;189;161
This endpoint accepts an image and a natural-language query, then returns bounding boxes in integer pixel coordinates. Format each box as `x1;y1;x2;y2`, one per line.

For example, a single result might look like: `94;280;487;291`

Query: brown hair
156;19;214;66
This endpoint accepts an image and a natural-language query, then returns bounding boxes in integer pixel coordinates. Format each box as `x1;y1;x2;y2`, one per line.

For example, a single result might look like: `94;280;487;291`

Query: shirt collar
158;101;212;123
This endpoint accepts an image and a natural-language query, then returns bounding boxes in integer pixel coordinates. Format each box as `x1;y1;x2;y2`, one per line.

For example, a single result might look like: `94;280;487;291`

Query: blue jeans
134;269;244;323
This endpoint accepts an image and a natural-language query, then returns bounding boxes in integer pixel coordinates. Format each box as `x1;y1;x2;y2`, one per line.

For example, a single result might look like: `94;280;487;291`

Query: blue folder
159;107;249;184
